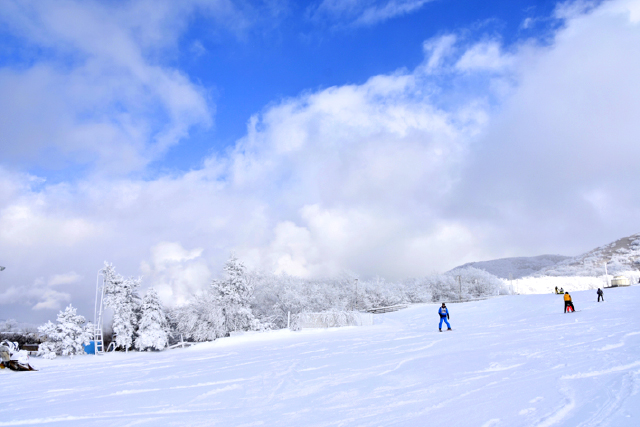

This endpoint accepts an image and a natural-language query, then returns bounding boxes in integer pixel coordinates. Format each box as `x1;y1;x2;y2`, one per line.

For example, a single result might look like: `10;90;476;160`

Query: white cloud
48;272;82;287
0;274;75;311
31;289;72;311
354;0;434;26
455;0;640;254
0;204;99;247
423;34;457;72
521;17;535;29
310;0;433;28
455;41;514;72
0;0;224;174
259;205;478;279
140;242;211;307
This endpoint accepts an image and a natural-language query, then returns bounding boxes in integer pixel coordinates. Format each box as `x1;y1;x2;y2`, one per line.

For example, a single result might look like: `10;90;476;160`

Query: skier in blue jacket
438;303;452;331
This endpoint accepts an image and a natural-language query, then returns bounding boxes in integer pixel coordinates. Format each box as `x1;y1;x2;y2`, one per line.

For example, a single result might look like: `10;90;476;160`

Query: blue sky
1;0;562;176
2;0;640;322
166;0;561;171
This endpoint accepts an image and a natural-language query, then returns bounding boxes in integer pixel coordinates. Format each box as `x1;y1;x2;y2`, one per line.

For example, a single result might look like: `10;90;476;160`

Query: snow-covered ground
3;286;640;427
511;275;611;295
510;272;640;295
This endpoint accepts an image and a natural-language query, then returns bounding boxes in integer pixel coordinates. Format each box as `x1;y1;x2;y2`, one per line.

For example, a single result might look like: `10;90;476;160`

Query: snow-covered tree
452;267;503;298
170;254;505;338
0;319;18;332
210;255;256;333
135;288;169;351
37;304;93;359
169;256;259;341
170;290;226;341
102;263;141;351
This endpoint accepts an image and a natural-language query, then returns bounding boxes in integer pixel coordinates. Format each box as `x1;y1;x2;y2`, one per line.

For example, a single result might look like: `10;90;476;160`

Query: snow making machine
0;341;37;371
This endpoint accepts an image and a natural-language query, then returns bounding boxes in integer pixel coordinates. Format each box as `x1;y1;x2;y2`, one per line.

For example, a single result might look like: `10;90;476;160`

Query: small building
610;276;630;287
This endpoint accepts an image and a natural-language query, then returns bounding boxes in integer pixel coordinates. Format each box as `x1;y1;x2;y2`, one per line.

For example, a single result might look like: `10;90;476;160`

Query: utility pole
457;275;461;300
354;278;359;311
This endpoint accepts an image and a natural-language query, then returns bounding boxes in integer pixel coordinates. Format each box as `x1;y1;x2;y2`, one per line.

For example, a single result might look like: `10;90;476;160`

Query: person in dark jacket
438;303;452;331
597;288;604;302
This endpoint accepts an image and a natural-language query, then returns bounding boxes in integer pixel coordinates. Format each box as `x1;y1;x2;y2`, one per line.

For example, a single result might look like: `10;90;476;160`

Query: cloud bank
1;0;640;321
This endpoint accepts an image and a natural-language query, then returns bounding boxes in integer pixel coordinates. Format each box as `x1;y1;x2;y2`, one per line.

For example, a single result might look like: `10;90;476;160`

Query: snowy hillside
450;233;640;281
537;233;640;277
3;286;640;426
449;254;570;279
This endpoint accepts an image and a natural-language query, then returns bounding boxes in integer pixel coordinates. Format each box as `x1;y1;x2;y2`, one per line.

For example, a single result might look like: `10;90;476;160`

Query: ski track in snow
533;389;575;427
2;287;640;426
561;361;640;379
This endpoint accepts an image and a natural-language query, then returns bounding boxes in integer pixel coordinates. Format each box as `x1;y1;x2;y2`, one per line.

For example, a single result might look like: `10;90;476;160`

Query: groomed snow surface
3;287;640;426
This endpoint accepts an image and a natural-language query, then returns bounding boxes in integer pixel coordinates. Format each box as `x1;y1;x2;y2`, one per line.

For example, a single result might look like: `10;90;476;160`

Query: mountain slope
537;233;640;277
449;254;570;279
450;233;640;279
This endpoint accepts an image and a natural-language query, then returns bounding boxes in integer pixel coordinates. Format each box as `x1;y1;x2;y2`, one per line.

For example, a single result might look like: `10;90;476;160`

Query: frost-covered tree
170;255;505;337
249;268;504;328
102;263;141;351
210;255;256;333
135;288;169;351
37;304;93;359
170;291;225;341
170;255;259;341
452;267;503;298
0;319;18;332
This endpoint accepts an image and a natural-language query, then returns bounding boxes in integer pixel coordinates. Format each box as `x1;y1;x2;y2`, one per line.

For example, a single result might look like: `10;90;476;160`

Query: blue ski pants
439;316;451;329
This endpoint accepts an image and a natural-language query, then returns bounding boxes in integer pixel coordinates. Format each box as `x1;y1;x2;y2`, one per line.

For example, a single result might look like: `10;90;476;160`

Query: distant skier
438;303;452;331
555;286;559;294
597;288;604;302
564;292;575;313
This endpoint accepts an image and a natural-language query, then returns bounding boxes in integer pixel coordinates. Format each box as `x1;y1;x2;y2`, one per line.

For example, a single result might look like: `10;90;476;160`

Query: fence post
287;311;290;329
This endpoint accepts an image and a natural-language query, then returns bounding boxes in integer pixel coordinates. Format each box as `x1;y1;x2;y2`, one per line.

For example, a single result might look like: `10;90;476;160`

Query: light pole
354;278;359;311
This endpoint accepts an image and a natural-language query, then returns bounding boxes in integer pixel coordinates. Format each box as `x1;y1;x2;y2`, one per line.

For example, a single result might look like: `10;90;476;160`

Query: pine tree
210;255;256;334
102;262;141;351
37;321;59;359
135;288;169;351
37;304;92;359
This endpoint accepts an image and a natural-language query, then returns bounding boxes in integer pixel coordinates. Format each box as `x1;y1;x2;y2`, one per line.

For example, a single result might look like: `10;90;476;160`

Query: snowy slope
3;286;640;427
450;255;570;279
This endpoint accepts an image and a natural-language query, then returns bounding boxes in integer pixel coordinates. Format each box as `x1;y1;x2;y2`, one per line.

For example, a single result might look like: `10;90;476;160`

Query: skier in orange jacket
564;292;575;313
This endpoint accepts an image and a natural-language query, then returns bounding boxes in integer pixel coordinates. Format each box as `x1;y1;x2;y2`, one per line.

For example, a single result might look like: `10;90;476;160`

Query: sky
1;0;640;323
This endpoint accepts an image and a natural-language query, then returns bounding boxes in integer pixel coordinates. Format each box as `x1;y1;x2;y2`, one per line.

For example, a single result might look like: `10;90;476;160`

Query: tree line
35;256;506;357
